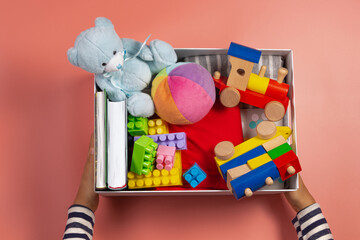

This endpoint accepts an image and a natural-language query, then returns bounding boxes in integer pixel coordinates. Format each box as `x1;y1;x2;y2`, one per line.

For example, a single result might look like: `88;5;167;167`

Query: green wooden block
131;136;158;175
127;115;148;136
268;143;292;160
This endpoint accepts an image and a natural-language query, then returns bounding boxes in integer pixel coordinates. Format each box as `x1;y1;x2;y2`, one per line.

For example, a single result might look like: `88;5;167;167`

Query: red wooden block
273;150;302;181
213;75;289;111
265;79;289;100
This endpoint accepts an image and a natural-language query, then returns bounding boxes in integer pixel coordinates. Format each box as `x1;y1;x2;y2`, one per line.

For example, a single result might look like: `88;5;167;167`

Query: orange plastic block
148;119;169;135
128;151;183;189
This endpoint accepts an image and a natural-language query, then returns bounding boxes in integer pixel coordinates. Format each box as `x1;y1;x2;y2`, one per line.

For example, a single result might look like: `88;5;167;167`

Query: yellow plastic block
215;126;292;171
247;153;272;170
128;151;182;189
148;119;169;135
247;73;270;95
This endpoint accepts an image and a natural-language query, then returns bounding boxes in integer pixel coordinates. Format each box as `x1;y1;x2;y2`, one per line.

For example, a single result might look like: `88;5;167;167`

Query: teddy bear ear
95;17;114;28
67;47;78;66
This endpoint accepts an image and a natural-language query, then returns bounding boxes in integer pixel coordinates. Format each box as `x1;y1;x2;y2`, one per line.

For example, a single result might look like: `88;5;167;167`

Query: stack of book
95;90;127;190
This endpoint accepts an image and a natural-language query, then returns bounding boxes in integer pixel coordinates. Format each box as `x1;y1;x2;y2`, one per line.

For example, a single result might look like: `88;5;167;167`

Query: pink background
1;0;359;239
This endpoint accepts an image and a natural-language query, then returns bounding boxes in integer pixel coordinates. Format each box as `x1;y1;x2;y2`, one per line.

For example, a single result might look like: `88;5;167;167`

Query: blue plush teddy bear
67;17;177;117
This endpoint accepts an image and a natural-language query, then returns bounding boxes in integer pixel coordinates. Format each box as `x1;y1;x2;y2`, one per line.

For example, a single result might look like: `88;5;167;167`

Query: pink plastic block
156;145;176;170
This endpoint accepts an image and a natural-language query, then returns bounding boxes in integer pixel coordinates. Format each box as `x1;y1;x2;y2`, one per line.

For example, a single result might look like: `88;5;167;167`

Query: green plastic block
268;142;292;160
131;136;158;175
127;115;148;136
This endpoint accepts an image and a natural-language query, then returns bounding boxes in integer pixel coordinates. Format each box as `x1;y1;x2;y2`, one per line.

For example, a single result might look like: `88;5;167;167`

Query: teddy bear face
67;17;124;74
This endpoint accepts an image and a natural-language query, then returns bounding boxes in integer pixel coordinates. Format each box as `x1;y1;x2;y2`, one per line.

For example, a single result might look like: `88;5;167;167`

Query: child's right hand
284;175;316;212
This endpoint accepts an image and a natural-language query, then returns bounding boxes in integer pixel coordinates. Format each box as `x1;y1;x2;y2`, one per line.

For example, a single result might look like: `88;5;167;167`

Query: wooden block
265;80;289;100
227;56;254;91
227;42;261;63
256;121;277;139
215;126;292;170
264;101;286;121
268;142;292;160
220;145;266;180
220;87;241;107
240;89;289;111
226;164;251;191
262;135;287;152
247;153;272;170
247;73;270;95
272;150;302;181
214;141;235;160
231;161;280;200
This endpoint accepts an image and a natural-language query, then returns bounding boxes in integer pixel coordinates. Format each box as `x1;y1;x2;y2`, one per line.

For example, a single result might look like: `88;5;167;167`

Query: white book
107;100;127;190
95;91;107;189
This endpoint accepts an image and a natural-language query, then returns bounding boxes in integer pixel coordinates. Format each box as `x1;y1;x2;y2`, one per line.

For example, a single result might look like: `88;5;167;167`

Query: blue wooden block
220;145;266;181
230;161;280;200
227;42;261;63
183;163;207;188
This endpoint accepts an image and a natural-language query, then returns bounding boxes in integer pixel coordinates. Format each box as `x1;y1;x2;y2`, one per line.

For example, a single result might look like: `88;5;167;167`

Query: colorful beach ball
151;62;216;125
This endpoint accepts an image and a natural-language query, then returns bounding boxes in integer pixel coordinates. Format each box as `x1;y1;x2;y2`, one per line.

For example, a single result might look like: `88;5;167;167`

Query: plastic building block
134;132;187;150
215;126;292;170
247;73;270;95
219;145;266;180
273;150;302;181
262;135;287;152
128;151;183;189
156;145;176;170
148;118;169;135
183;163;207;188
227;42;261;64
247;153;272;170
267;142;292;160
127;115;148;136
226;164;251;191
231;161;280;199
130;136;158;175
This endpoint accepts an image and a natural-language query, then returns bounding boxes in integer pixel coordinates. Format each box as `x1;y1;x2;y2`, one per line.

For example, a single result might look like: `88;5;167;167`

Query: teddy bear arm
122;38;153;61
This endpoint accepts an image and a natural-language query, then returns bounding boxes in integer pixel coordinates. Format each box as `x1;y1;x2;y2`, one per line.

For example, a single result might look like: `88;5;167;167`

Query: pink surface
0;0;359;239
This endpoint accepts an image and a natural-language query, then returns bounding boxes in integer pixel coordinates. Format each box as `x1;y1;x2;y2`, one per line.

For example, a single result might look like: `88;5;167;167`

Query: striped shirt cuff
63;204;95;240
292;203;333;240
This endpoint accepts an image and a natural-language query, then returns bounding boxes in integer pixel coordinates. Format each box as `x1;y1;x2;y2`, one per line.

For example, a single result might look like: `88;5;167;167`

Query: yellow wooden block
128;151;182;189
215;126;292;171
247;153;272;170
148;119;169;135
247;73;270;95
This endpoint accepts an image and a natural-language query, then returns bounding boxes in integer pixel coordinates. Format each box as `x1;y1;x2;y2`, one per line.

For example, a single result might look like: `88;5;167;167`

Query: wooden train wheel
214;141;235;160
264;101;285;121
220;87;240;108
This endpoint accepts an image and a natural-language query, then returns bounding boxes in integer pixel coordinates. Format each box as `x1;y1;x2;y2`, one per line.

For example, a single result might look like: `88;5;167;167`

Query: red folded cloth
155;99;244;190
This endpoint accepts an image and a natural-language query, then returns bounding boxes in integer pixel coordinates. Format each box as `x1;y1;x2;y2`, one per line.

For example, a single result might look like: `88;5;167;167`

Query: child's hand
73;133;99;212
284;175;316;212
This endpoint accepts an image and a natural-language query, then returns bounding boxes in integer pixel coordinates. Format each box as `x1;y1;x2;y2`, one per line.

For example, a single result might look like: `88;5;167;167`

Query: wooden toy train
213;42;290;122
213;42;301;199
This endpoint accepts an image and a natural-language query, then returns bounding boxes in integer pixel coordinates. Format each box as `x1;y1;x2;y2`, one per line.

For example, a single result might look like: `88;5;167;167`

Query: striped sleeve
63;204;95;240
292;203;333;240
